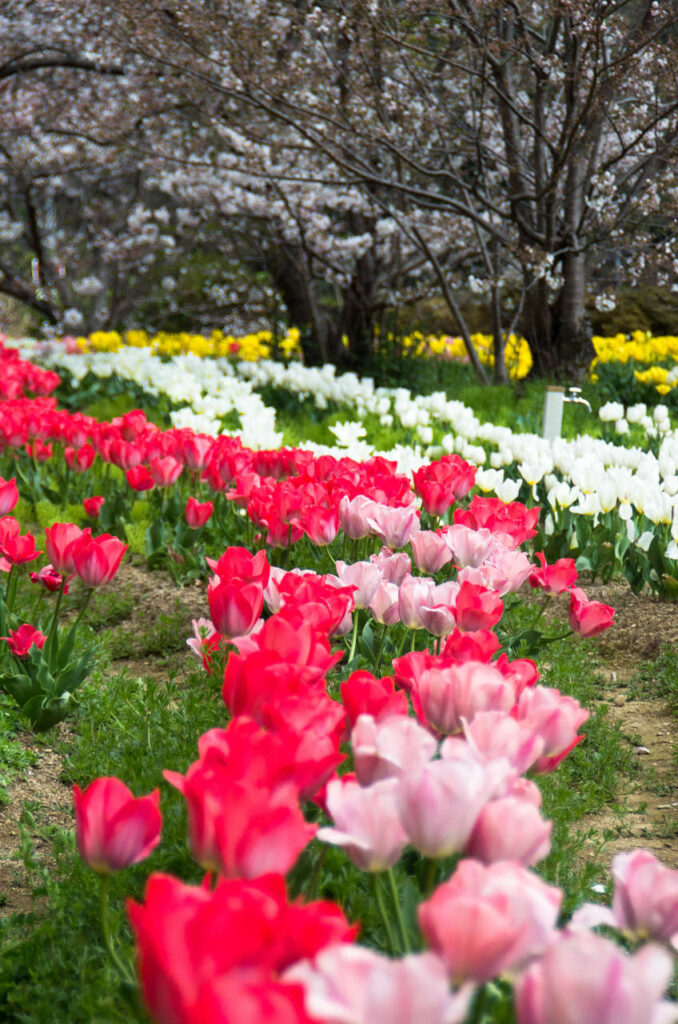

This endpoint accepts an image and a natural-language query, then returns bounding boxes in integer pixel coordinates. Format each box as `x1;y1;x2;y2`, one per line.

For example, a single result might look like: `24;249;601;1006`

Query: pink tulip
515;931;674;1024
339;495;378;539
611;849;678;947
442;711;544;774
398;574;435;629
367;504;421;549
568;586;615;637
517;686;589;771
410;531;453;573
397;754;491;858
411;660;516;735
466;796;552;866
317;777;408;872
285;945;473;1024
335;560;383;609
418;581;460;637
369;580;401;625
419;860;562;983
351;713;437;786
443;525;504;568
73;776;162;873
370;548;412;584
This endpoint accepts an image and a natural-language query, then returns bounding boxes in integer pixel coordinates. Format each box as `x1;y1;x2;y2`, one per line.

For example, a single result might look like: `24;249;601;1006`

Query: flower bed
0;342;677;1022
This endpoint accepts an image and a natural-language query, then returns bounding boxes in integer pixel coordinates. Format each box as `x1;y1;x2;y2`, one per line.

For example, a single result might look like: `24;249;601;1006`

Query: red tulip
185;497;213;529
529;552;578;594
208;578;263;638
0;476;18;516
71;532;127;587
45;522;86;575
83;495;105;518
149;455;183;487
2;623;47;657
568;586;615;637
0;524;42;565
73;776;162;873
30;563;69;593
65;444;96;473
126;466;155;491
453;581;504;632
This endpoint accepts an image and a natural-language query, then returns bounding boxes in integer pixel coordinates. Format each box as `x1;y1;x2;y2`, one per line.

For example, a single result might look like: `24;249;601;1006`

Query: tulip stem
64;587;95;647
388;868;410;953
372;873;398;956
4;565;17;615
374;623;388;674
348;610;360;664
46;578;67;668
423;857;438;897
98;875;135;984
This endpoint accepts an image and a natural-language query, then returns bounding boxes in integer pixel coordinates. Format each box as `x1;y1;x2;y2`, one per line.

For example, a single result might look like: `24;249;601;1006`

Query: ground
0;567;676;917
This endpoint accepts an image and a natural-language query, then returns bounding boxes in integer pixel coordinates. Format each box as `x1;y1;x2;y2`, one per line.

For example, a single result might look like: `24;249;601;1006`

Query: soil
0;571;676;916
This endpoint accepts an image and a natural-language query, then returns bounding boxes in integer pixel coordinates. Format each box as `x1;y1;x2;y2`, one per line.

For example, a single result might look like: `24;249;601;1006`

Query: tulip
335;560;383;609
302;505;339;546
0;527;42;565
369;580;401;625
2;623;47;657
466;796;552;866
0;476;18;516
149;455;183;487
366;504;421;549
29;563;69;594
83;495;105;518
419;859;562;982
126;466;155;491
352;713;437;786
341;670;410;728
164;762;315;878
411;660;515;735
453;581;504;632
185;497;214;528
517;685;589;771
398;574;435;629
208;577;264;638
398;754;491;858
45;522;86;575
568;586;615;637
443;710;544;774
73;776;162;873
128;872;356;1024
529;552;578;594
515;931;674;1024
339;495;378;540
410;531;453;573
65;444;96;473
285;945;473;1024
71;532;128;587
317;777;408;872
609;849;678;947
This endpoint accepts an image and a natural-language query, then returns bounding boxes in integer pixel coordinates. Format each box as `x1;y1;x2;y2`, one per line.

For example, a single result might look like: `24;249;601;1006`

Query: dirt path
578;579;678;866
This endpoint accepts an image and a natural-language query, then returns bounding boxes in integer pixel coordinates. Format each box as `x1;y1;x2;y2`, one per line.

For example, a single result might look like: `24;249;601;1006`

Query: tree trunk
264;247;338;364
552;159;593;376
